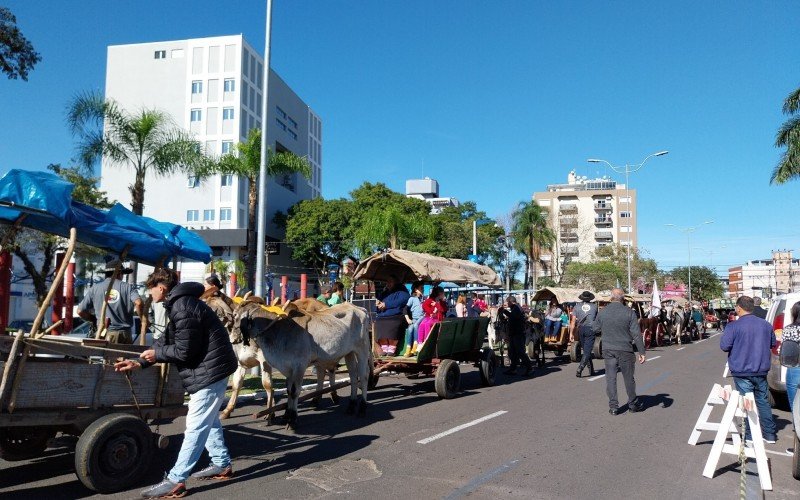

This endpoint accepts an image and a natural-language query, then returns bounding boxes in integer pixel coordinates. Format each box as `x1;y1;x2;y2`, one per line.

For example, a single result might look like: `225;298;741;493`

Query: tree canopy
668;266;724;302
770;86;800;184
0;7;41;81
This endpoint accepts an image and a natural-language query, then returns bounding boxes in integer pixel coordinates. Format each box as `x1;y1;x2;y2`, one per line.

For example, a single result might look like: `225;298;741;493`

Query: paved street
1;329;797;499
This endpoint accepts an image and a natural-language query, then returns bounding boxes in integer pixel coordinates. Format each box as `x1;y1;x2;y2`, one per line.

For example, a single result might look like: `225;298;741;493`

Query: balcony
594;202;612;211
594;217;613;227
559;204;578;214
560;230;578;242
595;231;613;241
562;247;579;256
560;216;578;227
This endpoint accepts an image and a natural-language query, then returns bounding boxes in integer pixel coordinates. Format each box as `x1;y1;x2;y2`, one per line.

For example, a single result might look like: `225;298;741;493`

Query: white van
765;292;800;407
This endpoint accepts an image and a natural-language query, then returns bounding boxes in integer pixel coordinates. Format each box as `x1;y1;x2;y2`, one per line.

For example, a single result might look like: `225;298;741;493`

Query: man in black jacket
115;268;238;498
593;288;646;415
498;295;533;376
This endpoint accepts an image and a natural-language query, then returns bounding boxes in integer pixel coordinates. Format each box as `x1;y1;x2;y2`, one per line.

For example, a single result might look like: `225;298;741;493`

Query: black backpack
780;339;800;368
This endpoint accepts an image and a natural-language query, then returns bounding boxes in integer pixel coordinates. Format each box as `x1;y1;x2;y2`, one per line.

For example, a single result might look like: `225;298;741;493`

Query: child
416;286;447;352
400;282;425;356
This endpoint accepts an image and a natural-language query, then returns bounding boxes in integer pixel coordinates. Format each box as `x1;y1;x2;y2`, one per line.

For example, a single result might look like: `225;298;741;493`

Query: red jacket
422;297;447;321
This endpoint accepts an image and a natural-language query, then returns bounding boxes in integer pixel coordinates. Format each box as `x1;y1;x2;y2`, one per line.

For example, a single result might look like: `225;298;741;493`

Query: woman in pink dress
416;286;447;349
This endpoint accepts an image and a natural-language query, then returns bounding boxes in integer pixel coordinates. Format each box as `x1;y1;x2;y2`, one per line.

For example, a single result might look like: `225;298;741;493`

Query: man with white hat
77;255;143;344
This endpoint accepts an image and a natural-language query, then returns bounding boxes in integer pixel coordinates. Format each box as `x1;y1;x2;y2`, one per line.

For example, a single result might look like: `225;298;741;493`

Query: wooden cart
353;249;501;399
0;169;212;492
527;287;592;363
0;334;186;492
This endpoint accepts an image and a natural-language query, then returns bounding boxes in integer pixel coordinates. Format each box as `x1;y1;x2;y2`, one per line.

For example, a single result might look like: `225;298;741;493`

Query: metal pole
625;166;632;292
254;0;274;297
505;237;510;291
688;233;692;302
472;219;477;256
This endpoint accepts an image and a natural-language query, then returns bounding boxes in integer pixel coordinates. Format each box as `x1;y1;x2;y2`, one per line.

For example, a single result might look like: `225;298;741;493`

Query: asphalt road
2;328;798;499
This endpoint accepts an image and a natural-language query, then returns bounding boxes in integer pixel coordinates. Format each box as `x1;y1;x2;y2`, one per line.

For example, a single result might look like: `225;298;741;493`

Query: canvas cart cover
0;169;211;264
353;249;501;286
530;287;590;305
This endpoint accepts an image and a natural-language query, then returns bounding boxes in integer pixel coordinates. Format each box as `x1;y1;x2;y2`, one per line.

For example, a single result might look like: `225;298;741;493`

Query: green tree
593;244;662;292
46;163;112;209
212;128;311;287
770;86;800;184
206;259;247;290
561;261;624;292
67;90;210;216
355;204;434;254
0;7;41;81
285;197;354;284
668;266;724;302
420;202;503;260
510;201;555;290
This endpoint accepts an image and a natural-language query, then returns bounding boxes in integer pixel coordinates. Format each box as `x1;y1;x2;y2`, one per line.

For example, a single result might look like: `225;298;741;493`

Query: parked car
765;292;800;409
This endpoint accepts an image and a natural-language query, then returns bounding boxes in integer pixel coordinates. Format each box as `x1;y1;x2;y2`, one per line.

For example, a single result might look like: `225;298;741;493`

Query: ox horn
271;297;281;307
243;291;253;300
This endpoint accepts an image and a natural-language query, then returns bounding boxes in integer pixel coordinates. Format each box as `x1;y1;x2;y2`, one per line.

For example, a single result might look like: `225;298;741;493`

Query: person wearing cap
593;288;646;415
571;291;598;378
77;256;143;344
498;295;533;376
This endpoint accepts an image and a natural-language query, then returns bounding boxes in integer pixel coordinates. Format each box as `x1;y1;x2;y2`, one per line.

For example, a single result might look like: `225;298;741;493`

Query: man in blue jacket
720;295;777;443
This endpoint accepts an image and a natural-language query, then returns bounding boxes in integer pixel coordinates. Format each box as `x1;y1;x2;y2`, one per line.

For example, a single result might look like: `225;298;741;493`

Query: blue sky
1;1;798;275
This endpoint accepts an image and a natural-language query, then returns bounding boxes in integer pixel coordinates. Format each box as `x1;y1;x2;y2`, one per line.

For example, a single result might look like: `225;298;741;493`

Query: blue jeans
786;367;800;409
168;377;231;483
733;375;777;441
544;319;561;340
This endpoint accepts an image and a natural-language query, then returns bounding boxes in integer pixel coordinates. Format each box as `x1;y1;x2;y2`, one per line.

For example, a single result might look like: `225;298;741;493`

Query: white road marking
709;332;721;339
588;374;605;381
764;448;793;458
676;347;686;351
647;356;661;361
417;411;508;444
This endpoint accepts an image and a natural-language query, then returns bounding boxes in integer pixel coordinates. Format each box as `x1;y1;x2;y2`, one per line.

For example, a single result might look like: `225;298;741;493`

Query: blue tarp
0;169;211;265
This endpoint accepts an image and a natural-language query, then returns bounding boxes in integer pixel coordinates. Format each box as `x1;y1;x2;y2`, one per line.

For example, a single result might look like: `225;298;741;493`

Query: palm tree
355;205;434;253
214;128;311;287
771;86;800;184
511;201;555;291
67;90;210;216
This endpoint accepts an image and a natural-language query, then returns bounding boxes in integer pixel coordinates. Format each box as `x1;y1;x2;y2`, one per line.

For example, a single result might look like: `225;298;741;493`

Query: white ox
232;297;372;429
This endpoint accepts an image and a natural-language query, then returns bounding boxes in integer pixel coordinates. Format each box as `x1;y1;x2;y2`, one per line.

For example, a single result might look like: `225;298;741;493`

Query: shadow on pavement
638;393;674;410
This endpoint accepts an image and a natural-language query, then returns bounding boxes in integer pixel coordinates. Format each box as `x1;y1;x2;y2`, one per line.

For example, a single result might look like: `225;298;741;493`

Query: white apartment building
405;178;460;214
533;171;637;279
101;35;322;285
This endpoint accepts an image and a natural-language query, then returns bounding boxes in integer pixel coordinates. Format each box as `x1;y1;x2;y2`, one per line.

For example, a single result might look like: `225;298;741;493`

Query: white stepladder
688;383;736;445
699;389;772;491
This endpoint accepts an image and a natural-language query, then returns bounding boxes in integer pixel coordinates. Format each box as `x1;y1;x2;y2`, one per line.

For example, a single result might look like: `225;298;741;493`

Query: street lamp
692;245;726;275
587;150;668;292
665;221;714;302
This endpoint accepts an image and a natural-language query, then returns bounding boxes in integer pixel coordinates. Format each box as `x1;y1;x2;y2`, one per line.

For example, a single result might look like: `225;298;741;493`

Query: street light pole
665;221;714;302
588;150;668;293
254;0;274;297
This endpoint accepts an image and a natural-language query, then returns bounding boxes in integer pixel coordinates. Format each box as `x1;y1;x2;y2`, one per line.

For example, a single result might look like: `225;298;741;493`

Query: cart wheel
435;359;461;399
75;413;153;493
368;371;380;391
479;349;497;386
643;330;652;349
568;341;581;363
792;431;800;480
592;338;602;359
0;426;55;461
656;324;665;347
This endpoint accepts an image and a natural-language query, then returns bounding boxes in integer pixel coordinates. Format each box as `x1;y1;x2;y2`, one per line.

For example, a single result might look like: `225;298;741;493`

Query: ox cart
526;287;591;363
0;170;211;492
353;249;500;399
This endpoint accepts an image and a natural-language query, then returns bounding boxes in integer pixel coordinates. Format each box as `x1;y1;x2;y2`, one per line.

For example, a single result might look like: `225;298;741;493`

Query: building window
276;118;287;131
203;209;215;221
190;109;202;122
220;208;232;221
288;129;297;140
620;211;631;218
187;176;199;188
221;174;233;187
223;108;234;120
276;106;287;119
224;79;235;92
154;50;166;59
287;116;297;129
191;81;203;94
221;141;233;154
186;210;199;222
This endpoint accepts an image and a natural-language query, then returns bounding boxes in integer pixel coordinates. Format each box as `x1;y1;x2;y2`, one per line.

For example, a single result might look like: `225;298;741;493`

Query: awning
0;169;211;265
530;287;592;305
352;249;501;286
